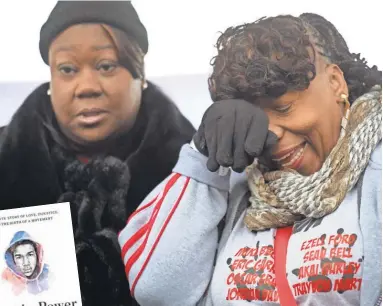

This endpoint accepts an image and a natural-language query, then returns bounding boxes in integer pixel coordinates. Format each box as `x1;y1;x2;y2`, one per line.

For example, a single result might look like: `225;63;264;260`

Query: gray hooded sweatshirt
118;142;381;306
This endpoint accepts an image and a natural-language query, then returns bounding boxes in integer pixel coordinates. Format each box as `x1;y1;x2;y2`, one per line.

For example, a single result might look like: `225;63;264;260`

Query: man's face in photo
13;243;37;278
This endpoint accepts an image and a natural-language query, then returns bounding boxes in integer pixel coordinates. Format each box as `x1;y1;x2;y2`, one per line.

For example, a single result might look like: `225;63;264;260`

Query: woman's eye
98;62;117;73
275;104;292;113
58;65;77;75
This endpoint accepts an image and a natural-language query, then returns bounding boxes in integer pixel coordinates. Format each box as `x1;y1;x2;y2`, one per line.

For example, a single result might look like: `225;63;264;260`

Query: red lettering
303;282;310;295
233;273;244;285
260;246;267;256
329;233;357;247
259;274;276;287
244;273;253;285
347;262;361;274
232;259;240;270
250;274;257;284
322;261;344;275
348;234;357;246
232;259;253;270
265;246;274;257
328;234;343;246
265;260;275;272
301;241;308;251
341;234;350;244
253;259;274;272
334;277;362;291
226;288;230;300
238;288;260;301
337;234;357;245
312;237;325;248
301;236;326;251
293;283;303;296
226;288;238;300
306;239;313;249
265;289;275;301
293;278;332;297
329;247;353;259
227;273;235;285
298;264;319;279
311;277;332;293
303;248;326;263
245;260;254;270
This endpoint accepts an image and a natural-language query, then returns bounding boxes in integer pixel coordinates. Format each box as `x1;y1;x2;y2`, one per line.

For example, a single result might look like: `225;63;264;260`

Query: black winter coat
0;81;195;305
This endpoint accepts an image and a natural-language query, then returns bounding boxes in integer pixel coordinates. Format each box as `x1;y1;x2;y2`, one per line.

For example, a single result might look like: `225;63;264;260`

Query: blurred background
0;0;381;127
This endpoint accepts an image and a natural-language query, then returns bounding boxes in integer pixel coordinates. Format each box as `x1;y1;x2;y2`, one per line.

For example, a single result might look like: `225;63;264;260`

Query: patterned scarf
245;85;382;231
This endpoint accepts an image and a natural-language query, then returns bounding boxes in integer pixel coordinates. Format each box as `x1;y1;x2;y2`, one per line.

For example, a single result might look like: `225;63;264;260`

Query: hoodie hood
4;231;44;281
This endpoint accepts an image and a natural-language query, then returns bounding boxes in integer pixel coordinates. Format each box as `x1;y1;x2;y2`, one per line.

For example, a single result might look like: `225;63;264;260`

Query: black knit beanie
39;0;148;65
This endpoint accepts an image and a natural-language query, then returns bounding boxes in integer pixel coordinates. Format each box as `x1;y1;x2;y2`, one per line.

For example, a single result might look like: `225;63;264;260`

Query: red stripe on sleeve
121;223;149;261
126;194;159;225
121;173;182;278
130;177;190;297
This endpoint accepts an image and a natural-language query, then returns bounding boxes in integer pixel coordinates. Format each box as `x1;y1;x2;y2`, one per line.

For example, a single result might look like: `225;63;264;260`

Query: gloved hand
193;99;278;172
57;156;130;236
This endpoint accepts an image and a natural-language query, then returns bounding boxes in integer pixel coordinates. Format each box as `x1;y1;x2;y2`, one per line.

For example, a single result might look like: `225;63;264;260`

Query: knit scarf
245;85;382;231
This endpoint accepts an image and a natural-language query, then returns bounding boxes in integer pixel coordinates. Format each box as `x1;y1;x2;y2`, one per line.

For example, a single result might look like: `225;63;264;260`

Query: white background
0;0;381;82
0;203;82;306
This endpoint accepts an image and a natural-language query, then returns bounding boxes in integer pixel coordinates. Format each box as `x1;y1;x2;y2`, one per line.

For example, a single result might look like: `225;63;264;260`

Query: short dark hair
10;240;37;260
208;13;381;104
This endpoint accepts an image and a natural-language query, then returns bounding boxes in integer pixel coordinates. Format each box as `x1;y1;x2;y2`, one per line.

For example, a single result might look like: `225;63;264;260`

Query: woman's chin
294;157;322;176
62;129;116;154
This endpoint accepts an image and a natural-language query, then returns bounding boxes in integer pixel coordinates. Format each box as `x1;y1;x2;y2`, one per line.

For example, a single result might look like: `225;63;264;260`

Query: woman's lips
272;142;307;170
77;109;108;126
272;142;306;161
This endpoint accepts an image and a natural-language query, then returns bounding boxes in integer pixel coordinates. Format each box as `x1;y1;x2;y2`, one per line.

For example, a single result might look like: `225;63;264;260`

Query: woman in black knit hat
0;1;195;305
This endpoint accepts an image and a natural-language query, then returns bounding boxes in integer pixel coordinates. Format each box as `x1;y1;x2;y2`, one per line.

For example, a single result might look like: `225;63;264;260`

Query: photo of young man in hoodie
2;231;50;295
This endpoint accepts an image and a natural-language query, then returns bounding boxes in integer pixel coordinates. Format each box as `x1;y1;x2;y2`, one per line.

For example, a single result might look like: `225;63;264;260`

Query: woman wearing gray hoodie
118;13;381;306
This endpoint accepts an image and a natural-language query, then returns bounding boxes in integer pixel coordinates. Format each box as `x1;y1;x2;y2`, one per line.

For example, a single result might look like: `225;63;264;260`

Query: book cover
0;202;82;306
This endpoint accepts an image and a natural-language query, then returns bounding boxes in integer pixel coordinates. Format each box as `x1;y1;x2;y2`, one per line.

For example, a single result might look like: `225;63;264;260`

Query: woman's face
48;24;142;146
260;58;349;176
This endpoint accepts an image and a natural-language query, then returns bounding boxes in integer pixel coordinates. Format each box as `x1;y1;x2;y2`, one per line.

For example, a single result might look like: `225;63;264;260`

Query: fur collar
0;81;195;306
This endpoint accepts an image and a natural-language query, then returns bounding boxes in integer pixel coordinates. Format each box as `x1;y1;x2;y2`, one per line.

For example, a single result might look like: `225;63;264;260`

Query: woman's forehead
257;91;302;105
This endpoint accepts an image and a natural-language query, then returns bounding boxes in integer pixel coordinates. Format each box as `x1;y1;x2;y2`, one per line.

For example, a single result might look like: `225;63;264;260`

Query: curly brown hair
208;13;381;104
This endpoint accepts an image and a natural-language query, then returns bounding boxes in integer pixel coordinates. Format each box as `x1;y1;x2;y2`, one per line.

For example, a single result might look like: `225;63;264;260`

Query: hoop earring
340;93;350;138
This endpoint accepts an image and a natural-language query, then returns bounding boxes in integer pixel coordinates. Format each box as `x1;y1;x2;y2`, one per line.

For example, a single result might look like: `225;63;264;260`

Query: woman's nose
75;68;102;99
269;122;284;140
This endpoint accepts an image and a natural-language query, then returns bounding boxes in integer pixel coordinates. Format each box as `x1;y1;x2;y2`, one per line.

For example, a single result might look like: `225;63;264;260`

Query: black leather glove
193;99;278;172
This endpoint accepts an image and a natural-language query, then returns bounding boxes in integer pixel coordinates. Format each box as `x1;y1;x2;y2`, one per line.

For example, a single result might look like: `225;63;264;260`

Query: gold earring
340;93;350;138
